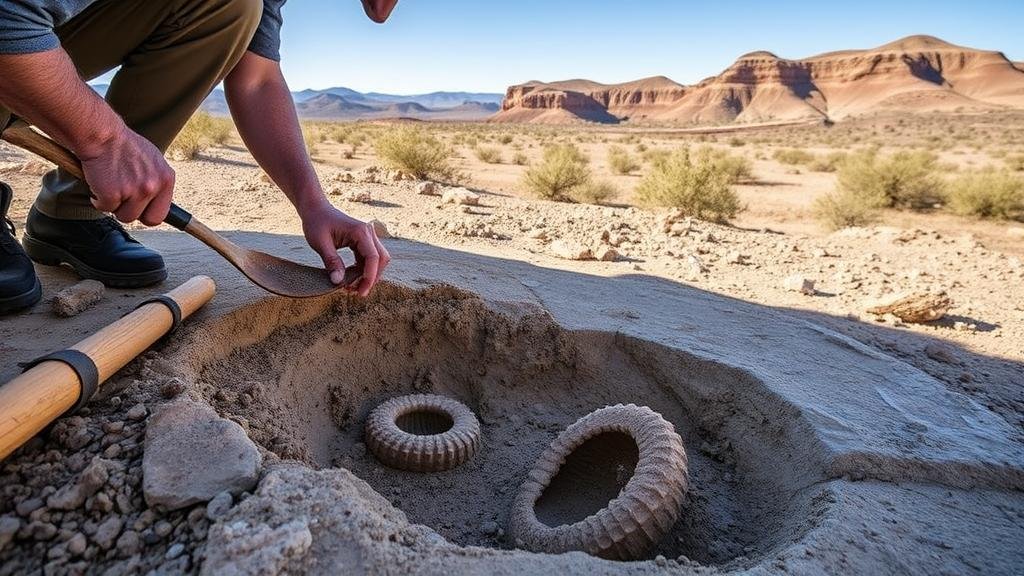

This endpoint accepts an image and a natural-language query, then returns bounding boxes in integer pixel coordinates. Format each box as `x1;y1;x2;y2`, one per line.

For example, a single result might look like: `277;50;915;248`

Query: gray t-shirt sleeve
247;0;287;61
0;0;66;54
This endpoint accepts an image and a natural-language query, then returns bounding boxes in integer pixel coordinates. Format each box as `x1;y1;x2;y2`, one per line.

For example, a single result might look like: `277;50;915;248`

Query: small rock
549;240;593;261
867;292;951;323
16;497;44;517
725;251;746;265
206;491;234;521
93;517;123;550
480;521;499;536
154;520;174;539
368;219;392;239
66;532;87;556
0;516;21;551
783;274;816;295
526;228;548;241
594;247;619;262
685;254;705;279
344;189;372;203
126;403;148;421
416;181;438;196
166;543;186;560
441;188;480;206
143;399;261;510
47;458;108;511
160;378;186;399
51;280;105;317
924;343;957;364
116;530;141;557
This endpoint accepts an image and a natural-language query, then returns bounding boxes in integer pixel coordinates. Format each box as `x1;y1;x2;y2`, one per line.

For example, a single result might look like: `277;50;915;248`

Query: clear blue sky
102;0;1024;94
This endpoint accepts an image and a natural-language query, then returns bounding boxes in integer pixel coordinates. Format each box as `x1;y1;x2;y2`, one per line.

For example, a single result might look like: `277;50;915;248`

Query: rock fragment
416;181;438;196
867;292;951;323
344;189;372;203
93;516;124;550
0;516;20;551
442;188;480;206
783;274;816;295
143;399;261;510
201;520;313;576
549;240;593;261
51;280;105;317
595;247;619;262
369;219;392;239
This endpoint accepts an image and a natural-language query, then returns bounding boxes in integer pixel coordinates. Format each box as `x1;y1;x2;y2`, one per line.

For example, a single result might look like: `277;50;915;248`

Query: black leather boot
0;182;42;313
24;206;167;288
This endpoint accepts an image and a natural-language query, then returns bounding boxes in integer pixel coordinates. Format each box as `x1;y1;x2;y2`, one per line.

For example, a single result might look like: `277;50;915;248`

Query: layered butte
492;35;1024;125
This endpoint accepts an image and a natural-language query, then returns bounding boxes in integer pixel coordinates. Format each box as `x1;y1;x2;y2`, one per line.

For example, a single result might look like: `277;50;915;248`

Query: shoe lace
95;216;136;242
2;217;13;236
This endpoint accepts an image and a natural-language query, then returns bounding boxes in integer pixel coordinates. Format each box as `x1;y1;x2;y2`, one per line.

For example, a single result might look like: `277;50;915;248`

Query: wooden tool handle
0;118;195;232
0;276;216;461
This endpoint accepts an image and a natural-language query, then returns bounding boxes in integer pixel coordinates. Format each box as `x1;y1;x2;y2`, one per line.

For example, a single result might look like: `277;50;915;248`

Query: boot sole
23;235;167;288
0;275;42;314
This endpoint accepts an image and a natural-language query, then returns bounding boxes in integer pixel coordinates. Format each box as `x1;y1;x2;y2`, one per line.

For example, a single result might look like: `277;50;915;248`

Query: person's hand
300;200;390;297
79;125;175;226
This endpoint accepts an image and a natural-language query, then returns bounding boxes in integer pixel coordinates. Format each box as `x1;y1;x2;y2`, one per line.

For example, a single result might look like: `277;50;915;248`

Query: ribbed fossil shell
365;394;481;472
509;404;688;560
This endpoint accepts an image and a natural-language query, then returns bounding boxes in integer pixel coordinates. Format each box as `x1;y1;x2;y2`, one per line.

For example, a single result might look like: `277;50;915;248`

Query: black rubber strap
20;350;99;414
135;295;182;333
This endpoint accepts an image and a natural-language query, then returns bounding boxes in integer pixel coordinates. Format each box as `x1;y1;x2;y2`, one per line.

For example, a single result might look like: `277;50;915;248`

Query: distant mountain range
493;35;1024;125
89;84;503;121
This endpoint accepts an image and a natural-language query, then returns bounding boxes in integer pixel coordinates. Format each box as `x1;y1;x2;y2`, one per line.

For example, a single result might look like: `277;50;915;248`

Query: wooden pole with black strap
0;275;216;460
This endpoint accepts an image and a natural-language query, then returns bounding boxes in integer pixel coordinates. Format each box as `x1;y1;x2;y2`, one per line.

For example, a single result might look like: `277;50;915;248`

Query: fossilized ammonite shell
365;394;481;472
509;404;688;560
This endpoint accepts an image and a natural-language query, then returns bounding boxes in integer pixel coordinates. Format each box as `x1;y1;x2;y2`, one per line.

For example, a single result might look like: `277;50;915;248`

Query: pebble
206;491;234;521
166;542;186;560
783;274;816;295
160;378;186;399
0;516;21;550
93;516;123;550
66;532;87;556
416;181;438;196
441;187;481;206
16;497;44;517
116;529;141;557
369;219;392;239
126;403;148;421
480;521;499;536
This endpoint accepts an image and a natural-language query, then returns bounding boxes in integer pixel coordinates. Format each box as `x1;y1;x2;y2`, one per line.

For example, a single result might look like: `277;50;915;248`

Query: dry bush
773;148;815;165
808;151;847;173
522;144;592;201
498;134;514;145
168;112;236;160
607;145;641;175
512;152;529;166
301;122;321;158
571;180;617;205
375;127;459;181
695;146;754;184
946;169;1024;220
837;148;944;210
474;146;503;164
1006;154;1024;172
813;189;880;230
641;148;671;168
635;148;743;222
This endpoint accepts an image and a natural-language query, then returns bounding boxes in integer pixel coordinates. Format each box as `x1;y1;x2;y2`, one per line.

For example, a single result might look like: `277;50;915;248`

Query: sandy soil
0;115;1022;574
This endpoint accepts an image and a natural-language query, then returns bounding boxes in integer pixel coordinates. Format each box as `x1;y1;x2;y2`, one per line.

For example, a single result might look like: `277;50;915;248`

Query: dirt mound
494;35;1024;125
173;285;824;566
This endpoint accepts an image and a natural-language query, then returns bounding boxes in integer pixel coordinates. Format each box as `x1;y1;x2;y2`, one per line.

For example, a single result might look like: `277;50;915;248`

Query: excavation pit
183;285;826;567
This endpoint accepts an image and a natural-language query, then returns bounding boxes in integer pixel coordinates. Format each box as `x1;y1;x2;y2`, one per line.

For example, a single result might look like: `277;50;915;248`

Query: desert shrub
773;148;815;165
728;137;746;147
206;116;234;146
474;146;503;164
301;122;320;158
813;189;880;230
498;134;514;145
571;180;618;205
808;151;847;173
375;127;458;181
635;148;743;222
836;149;944;210
635;143;648;153
342;145;356;160
522;144;592;201
641;148;671;168
607;145;641;175
512;152;529;166
168;114;209;160
1006;154;1024;172
695;146;754;184
946;169;1024;220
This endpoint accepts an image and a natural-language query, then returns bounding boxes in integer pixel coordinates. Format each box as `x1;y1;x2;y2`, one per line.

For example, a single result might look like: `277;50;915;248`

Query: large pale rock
549;240;593;261
144;399;261;510
442;188;480;206
51;280;105;317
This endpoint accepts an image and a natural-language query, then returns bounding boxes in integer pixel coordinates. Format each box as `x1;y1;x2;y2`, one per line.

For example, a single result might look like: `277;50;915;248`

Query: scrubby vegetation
694;146;754;184
375;127;459;181
813;189;880;230
167;112;234;160
635;147;743;222
836;148;945;210
607;145;641;175
474;146;503;164
773;148;815;166
522;144;592;201
572;180;618;205
946;169;1024;221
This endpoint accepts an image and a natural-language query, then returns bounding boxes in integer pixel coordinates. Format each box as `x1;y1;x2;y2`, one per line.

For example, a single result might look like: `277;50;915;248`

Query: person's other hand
80;125;175;226
300;200;390;297
361;0;399;23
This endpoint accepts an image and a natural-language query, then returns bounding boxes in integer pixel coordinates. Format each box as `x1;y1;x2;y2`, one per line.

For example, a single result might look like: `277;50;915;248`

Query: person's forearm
224;53;327;216
0;48;125;159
